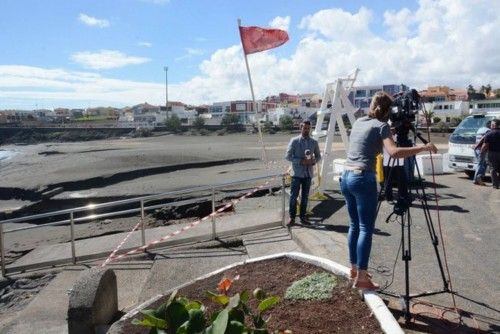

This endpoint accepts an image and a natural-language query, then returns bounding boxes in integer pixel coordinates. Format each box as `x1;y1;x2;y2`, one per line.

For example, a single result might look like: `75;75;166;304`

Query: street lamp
164;66;169;120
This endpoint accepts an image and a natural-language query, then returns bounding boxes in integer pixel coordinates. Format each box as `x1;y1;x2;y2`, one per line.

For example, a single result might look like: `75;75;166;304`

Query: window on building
369;89;378;96
355;90;367;98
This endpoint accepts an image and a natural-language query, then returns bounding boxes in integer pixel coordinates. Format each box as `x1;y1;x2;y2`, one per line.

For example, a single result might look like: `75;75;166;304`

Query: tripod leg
401;211;412;324
412;156;450;291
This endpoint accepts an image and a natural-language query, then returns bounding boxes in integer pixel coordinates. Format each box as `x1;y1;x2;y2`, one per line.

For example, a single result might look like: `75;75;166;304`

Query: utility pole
164;66;169;120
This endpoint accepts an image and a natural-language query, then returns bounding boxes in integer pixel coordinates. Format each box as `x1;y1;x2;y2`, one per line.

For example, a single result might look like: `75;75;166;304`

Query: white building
469;98;500;113
422;101;469;124
349;84;408;114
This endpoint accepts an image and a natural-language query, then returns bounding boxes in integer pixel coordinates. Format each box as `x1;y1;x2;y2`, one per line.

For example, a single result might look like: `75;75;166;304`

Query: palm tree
485;84;492;97
467;85;476;101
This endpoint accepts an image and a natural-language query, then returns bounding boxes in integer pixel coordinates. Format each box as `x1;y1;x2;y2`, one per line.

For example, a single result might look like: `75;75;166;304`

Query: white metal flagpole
238;18;267;162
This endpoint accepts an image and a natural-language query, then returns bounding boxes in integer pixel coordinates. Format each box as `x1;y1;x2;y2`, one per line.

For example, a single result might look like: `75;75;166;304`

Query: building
297;93;322;108
419;86;467;102
469;98;500;113
116;103;161;128
421;101;469;125
348;84;408;114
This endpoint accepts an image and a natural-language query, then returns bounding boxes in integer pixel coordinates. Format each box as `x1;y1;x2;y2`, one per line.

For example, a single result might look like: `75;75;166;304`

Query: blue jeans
340;170;377;270
474;149;487;181
289;177;312;219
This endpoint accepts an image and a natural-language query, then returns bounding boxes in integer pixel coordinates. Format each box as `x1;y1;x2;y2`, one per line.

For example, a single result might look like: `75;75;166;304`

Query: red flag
239;26;289;55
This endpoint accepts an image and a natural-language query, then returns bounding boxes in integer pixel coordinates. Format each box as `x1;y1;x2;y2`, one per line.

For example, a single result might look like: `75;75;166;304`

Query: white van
448;111;500;178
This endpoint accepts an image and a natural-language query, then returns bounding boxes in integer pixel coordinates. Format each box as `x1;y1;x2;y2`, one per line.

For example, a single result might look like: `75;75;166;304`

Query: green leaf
225;320;245;334
184;301;202;311
139;309;167;328
228;308;245;324
186;309;206;332
257;297;280;313
166;301;190;330
132;317;158;328
206;291;230;305
154;303;169;320
177;297;191;306
205;308;228;334
240;290;250;303
176;324;188;334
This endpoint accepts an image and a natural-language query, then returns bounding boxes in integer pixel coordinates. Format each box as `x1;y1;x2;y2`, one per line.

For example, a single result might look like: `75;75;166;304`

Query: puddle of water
68;191;98;198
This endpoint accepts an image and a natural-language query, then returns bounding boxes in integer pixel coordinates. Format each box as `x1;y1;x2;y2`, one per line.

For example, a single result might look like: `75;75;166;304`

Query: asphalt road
321;171;500;332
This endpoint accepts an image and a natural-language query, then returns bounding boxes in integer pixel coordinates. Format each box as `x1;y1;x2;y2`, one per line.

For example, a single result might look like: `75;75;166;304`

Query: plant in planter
133;275;286;334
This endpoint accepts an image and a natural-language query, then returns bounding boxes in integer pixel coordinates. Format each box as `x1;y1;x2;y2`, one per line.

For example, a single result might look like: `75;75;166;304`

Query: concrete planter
107;252;403;334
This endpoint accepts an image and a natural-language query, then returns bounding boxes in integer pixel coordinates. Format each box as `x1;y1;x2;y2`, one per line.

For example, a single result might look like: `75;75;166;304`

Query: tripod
376;132;451;323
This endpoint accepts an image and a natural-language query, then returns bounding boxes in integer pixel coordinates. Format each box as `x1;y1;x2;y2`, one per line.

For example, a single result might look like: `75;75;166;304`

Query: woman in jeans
341;91;438;289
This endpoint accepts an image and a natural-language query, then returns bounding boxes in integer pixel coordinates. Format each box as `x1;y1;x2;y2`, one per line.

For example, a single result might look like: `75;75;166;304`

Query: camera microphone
305;149;311;159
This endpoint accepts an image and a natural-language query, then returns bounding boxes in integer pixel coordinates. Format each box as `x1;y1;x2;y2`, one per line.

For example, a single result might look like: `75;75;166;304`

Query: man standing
285;120;321;225
473;120;492;185
482;119;500;189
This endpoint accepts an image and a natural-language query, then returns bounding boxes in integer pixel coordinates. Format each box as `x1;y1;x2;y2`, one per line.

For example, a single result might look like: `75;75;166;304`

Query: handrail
0;172;289;275
0;173;283;226
4;195;211;233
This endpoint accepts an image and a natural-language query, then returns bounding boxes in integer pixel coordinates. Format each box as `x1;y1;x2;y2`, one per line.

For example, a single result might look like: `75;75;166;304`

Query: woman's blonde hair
368;91;393;121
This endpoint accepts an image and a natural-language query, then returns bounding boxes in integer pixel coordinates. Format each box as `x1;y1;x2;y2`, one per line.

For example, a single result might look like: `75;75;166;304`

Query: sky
0;0;499;110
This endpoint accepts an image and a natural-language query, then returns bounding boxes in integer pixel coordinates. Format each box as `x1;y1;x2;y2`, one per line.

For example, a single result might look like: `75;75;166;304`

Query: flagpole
238;18;267;162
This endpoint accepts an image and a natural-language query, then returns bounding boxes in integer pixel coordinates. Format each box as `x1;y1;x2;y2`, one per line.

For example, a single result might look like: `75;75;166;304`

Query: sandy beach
0;131;450;264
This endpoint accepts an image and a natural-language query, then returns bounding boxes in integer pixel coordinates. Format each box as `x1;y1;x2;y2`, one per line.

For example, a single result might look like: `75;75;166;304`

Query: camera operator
340;91;437;290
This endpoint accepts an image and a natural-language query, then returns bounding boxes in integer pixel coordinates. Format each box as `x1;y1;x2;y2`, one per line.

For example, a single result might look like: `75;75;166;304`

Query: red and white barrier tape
101;221;141;267
102;177;279;266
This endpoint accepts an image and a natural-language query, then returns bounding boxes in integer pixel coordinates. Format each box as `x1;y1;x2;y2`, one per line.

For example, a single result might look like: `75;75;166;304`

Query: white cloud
383;8;413;38
78;13;110;28
175;48;205;61
3;0;500;109
186;48;204;56
299;7;373;41
0;65;164;108
174;0;500;104
269;16;291;31
138;41;153;47
71;50;150;70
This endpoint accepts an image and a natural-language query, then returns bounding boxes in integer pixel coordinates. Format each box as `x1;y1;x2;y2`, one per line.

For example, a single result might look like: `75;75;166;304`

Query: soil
121;257;383;334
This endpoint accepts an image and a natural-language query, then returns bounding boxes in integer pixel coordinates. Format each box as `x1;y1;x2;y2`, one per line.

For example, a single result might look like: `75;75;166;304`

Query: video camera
389;88;421;146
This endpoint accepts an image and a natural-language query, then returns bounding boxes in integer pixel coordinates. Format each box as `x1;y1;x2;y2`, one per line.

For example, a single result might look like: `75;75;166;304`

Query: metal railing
0;173;287;276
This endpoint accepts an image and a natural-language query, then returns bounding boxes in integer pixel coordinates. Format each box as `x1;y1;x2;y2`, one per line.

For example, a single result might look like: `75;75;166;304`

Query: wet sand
0;132;450;263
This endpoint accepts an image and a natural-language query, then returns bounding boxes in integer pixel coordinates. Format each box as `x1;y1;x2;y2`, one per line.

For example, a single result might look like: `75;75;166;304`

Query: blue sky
0;0;499;109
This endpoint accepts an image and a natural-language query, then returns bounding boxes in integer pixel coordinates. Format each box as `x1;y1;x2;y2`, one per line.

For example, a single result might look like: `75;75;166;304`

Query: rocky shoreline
0;127;138;145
